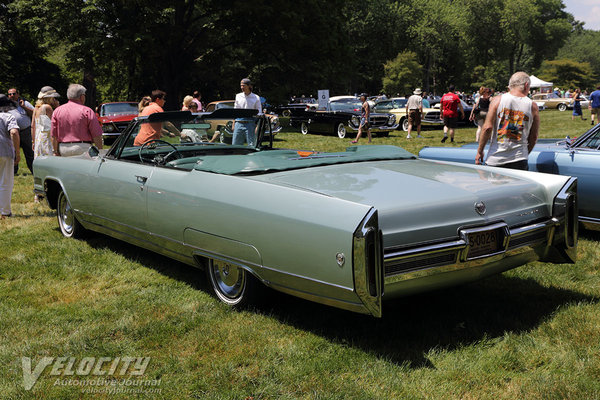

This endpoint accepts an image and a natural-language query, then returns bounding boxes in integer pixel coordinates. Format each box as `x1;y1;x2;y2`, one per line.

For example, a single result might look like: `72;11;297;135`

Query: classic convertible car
419;123;599;230
289;98;398;138
33;109;578;317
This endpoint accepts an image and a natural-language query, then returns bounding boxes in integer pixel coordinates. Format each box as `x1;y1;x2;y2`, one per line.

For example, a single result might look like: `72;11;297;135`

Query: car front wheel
301;122;309;135
57;190;85;238
207;259;258;307
401;118;409;132
557;103;567;112
336;123;347;138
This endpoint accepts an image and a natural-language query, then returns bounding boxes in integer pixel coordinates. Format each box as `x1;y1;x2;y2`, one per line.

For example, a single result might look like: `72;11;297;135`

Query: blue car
418;124;600;230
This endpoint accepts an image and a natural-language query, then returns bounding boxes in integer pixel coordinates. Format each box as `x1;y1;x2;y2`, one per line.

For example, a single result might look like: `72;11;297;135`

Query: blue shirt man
589;86;600;126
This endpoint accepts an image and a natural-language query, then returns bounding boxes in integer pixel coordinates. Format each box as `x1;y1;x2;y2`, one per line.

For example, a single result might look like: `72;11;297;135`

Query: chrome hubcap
211;260;245;299
59;194;74;234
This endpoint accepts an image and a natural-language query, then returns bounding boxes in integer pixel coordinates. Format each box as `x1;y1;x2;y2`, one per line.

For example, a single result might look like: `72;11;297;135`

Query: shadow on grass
78;230;598;370
259;275;597;369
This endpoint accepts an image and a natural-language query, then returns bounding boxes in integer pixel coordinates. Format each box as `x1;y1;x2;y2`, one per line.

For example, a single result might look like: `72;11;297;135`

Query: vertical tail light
353;208;383;317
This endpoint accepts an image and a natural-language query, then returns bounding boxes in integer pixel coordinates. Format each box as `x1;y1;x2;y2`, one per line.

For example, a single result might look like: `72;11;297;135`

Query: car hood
99;114;137;124
250;159;556;247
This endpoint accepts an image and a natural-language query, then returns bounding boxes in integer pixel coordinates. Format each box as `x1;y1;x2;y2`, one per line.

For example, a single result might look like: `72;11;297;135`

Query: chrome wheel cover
301;122;309;135
209;260;246;303
337;123;346;138
58;193;74;236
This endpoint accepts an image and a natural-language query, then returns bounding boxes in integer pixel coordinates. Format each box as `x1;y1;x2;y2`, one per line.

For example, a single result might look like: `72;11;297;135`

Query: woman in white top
31;86;61;202
32;86;61;158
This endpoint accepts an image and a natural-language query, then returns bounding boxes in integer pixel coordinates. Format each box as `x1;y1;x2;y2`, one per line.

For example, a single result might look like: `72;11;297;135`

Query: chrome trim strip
580;216;600;231
259;264;355;292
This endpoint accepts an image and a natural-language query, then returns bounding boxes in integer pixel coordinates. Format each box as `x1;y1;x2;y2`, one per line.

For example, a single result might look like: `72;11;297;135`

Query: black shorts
497;159;529;170
443;117;458;129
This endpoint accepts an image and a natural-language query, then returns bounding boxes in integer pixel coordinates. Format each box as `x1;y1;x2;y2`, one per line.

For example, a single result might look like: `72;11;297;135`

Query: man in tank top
475;71;539;170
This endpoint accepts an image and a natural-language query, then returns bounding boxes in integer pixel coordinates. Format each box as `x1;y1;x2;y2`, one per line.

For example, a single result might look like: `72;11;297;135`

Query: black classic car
289;98;398;138
275;96;318;117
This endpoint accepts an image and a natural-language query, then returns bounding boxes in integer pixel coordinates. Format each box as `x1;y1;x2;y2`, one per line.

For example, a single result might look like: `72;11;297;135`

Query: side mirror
88;144;100;158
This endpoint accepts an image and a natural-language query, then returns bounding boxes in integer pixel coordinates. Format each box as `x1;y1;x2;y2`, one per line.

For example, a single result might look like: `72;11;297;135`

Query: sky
562;0;600;31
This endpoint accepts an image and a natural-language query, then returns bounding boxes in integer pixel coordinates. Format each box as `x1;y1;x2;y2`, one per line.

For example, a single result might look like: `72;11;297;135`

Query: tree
382;51;422;96
538;59;594;90
557;30;600;87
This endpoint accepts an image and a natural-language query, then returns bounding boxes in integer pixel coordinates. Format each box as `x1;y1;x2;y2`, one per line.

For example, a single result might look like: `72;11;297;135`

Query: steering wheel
138;139;182;165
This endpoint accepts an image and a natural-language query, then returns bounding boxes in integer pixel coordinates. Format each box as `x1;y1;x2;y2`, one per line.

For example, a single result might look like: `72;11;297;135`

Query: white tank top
486;93;533;166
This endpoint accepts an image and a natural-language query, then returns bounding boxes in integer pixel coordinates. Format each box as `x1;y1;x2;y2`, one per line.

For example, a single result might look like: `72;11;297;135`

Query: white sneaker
417;134;423;138
406;134;412;139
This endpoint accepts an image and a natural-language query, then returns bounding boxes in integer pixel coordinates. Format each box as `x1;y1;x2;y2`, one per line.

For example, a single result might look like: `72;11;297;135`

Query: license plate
467;229;500;258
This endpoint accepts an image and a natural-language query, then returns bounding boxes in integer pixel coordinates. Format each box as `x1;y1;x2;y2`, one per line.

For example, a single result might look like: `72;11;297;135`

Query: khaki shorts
591;107;600;117
408;109;421;125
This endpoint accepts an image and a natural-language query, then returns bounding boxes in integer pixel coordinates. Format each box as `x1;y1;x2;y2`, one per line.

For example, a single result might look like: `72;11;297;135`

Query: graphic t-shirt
485;93;533;166
440;92;461;118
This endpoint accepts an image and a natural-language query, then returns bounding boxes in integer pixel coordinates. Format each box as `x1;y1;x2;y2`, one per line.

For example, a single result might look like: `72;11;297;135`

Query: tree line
1;0;598;109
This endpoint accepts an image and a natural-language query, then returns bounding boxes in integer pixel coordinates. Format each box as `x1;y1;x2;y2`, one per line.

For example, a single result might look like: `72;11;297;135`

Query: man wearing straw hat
405;88;424;139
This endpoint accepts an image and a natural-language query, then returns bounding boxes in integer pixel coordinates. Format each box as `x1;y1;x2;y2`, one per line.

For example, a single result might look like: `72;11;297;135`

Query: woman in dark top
470;87;491;142
572;88;586;121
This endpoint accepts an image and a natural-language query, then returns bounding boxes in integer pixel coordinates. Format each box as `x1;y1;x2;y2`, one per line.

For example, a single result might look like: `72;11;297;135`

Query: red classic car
97;102;139;144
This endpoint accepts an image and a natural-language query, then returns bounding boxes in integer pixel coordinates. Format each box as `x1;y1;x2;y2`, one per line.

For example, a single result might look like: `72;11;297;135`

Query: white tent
529;75;553;93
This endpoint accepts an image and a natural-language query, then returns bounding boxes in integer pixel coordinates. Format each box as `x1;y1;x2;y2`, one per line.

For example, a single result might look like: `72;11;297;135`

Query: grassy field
1;110;600;399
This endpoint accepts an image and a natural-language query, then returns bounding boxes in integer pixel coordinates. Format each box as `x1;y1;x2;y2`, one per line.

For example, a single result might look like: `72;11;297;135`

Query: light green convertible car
33;109;578;317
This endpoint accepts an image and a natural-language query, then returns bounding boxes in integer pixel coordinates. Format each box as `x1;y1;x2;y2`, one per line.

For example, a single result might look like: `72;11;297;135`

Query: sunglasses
8;92;17;96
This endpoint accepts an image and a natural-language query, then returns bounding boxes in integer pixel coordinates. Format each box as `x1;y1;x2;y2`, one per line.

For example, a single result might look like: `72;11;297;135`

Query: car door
86;156;154;239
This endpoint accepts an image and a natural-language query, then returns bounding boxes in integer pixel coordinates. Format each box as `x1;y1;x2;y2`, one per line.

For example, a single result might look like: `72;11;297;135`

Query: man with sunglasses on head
7;88;34;174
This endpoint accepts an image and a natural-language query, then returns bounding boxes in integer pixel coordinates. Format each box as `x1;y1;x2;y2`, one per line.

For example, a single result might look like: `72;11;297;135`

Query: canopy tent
529;75;553;93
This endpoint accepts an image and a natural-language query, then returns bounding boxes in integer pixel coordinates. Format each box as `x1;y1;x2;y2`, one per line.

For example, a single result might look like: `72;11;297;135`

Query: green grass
1;110;600;399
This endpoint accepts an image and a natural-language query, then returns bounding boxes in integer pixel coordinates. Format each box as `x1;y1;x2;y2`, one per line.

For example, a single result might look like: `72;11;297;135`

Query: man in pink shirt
51;84;103;156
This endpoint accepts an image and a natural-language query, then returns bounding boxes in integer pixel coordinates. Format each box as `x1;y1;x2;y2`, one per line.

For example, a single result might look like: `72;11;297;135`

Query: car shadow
257;275;597;368
78;230;597;369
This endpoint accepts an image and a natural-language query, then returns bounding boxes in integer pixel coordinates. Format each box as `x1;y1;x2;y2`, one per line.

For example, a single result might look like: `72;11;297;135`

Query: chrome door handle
135;175;148;183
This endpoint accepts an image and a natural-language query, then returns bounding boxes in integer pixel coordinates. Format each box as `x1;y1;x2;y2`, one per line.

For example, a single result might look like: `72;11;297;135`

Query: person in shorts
351;93;372;144
440;84;464;143
589;85;600;126
405;88;423;139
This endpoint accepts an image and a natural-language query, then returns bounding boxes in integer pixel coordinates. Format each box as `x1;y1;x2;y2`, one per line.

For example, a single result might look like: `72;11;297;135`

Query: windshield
330;101;362;112
101;103;138;116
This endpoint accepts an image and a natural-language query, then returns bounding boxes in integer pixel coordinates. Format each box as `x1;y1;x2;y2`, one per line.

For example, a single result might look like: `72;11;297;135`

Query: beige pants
58;142;91;157
0;156;14;216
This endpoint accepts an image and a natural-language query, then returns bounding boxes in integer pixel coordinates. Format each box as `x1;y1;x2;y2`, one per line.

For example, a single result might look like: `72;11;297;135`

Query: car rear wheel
336;123;347;138
207;259;259;307
557;103;567;112
401;118;409;132
57;190;85;238
301;122;309;135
